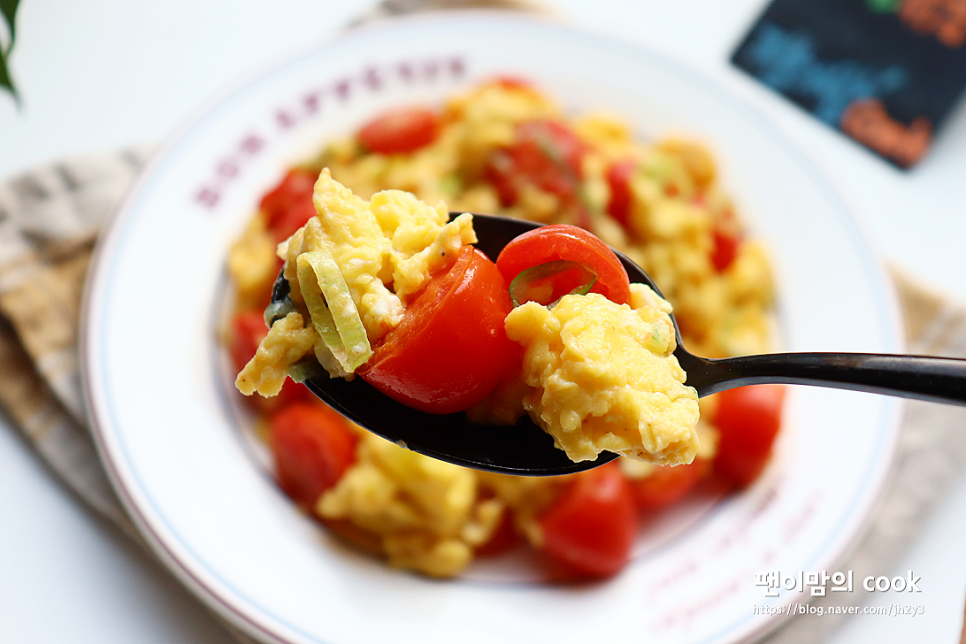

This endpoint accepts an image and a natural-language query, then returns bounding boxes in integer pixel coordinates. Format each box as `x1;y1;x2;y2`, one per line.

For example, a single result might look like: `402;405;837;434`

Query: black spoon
270;213;966;476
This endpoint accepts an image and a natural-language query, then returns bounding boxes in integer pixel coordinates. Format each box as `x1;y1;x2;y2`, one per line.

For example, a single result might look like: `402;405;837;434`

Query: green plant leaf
1;0;19;45
0;54;14;100
1;0;22;101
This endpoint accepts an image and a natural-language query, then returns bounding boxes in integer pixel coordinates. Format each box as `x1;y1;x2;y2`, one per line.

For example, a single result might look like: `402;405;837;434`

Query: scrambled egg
317;429;503;578
227;213;278;311
505;284;700;465
236;170;476;395
317;425;577;577
284;169;476;343
235;312;317;397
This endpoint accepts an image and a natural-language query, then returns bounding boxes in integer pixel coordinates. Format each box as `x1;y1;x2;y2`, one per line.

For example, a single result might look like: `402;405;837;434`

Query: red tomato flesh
357;107;440;155
605;158;636;226
485;119;587;207
711;227;741;273
230;311;310;413
260;169;317;243
475;510;521;558
269;402;358;509
712;385;786;487
631;459;709;510
359;246;519;415
229;310;267;374
538;462;638;578
496;224;631;306
509;263;596;307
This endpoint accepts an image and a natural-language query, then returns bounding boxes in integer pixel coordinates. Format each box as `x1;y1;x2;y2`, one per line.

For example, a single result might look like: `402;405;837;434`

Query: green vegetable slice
264;298;296;328
296;249;372;372
297;258;347;366
287;359;326;384
509;260;597;308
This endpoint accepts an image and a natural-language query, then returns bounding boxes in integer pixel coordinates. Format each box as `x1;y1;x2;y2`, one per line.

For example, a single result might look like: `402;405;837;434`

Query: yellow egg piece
505;285;699;465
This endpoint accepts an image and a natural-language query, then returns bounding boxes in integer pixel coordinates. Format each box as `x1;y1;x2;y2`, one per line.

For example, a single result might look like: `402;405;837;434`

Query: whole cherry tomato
496;224;631;306
259;169;317;243
359;246;519;415
631;459;709;510
712;385;786;487
485;119;587;207
537;462;638;578
357;107;441;155
269;402;358;510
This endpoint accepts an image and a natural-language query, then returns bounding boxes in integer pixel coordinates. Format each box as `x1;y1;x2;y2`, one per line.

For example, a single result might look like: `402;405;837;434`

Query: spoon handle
684;353;966;406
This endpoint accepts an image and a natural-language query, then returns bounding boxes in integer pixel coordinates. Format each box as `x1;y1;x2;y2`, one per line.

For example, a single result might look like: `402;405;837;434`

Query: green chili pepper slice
508;260;597;308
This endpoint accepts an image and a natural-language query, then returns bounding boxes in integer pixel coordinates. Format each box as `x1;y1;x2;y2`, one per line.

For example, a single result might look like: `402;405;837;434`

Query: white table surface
1;0;964;642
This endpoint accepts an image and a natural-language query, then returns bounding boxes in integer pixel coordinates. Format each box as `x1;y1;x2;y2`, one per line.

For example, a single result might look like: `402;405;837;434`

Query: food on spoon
495;224;698;465
236;171;700;466
224;78;783;578
506;288;699;465
236;169;518;413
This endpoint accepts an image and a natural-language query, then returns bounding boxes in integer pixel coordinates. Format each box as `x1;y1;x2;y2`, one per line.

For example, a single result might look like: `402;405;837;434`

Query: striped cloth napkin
1;5;965;644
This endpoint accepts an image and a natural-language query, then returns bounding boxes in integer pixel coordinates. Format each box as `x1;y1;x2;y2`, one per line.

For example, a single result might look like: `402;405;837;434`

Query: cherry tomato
537;462;638;578
475;510;521;558
485;119;586;207
229;310;267;374
359;246;519;415
711;226;741;272
605;158;636;226
269;402;358;509
357;107;440;155
496;224;631;306
712;385;786;487
230;311;310;413
259;169;317;242
631;459;709;510
488;75;535;91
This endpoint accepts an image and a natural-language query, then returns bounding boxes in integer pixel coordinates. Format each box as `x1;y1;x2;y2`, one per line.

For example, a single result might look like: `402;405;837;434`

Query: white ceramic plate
82;11;902;644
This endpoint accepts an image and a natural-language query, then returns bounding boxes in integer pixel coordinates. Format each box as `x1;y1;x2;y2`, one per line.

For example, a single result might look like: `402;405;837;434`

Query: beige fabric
0;4;964;643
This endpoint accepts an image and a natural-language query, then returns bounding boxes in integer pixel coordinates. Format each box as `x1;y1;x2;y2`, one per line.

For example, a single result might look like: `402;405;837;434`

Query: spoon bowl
272;213;966;476
272;214;628;475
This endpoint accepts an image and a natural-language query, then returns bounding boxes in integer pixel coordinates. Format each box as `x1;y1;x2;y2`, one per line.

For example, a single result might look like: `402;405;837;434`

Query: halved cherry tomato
269;402;358;509
712;385;786;487
230;311;310;413
357;107;440;155
631;459;709;510
259;169;317;243
485;119;586;207
507;261;596;308
605;158;636;226
538;462;637;578
496;224;631;306
359;246;519;415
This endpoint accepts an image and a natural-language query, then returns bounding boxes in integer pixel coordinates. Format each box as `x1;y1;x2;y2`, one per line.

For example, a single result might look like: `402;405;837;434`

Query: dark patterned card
732;0;966;168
